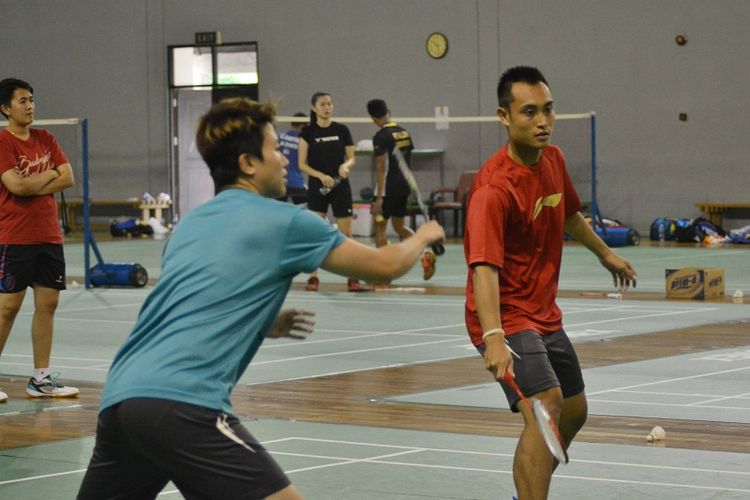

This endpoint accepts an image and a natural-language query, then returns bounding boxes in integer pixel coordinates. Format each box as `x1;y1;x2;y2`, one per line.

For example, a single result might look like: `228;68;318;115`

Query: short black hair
291;111;307;127
0;78;33;119
366;99;388;119
496;66;548;109
196;98;276;193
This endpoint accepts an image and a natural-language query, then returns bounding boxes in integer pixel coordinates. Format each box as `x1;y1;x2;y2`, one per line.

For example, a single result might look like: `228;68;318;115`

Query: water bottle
658;222;665;241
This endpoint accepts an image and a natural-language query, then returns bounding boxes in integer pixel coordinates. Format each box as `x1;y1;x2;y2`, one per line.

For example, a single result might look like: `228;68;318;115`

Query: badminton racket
390;147;445;256
502;371;569;464
319;176;343;195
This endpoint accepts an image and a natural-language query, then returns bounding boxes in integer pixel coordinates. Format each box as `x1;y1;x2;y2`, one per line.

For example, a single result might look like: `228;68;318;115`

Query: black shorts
477;329;585;412
77;398;291;500
277;187;308;205
0;244;66;293
381;194;409;219
307;180;353;218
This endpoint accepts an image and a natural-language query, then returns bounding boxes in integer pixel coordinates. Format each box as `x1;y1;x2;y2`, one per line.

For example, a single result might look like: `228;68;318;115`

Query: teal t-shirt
100;189;346;414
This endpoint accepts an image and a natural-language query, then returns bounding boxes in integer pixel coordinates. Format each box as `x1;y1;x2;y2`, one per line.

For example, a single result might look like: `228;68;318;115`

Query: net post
82;118;92;288
589;112;603;233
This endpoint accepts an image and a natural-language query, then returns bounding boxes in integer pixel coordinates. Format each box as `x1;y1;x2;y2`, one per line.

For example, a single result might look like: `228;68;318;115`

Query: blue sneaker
26;375;79;398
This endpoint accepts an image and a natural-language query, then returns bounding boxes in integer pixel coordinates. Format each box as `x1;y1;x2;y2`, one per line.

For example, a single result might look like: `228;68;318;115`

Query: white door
173;89;213;220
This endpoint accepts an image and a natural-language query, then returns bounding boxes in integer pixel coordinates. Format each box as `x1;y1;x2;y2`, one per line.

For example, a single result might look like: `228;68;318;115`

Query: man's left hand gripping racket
391;147;445;255
503;371;569;464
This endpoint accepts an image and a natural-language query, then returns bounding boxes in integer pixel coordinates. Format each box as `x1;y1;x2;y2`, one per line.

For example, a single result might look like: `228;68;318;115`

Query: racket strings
531;398;568;464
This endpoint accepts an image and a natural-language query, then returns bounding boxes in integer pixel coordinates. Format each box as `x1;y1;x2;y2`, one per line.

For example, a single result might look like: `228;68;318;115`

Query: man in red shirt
464;67;637;499
0;78;78;402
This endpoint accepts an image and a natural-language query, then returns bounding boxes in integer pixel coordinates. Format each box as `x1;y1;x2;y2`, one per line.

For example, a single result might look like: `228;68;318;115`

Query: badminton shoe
0;388;7;403
347;278;371;292
422;251;437;280
305;276;320;291
26;375;79;398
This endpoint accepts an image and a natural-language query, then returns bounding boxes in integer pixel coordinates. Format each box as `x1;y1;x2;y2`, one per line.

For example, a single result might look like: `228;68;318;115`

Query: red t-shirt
464;144;582;345
0;128;68;244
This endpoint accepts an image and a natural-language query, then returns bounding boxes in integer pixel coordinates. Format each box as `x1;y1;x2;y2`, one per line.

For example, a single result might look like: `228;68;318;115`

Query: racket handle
503;371;532;408
319;176;343;195
431;242;445;256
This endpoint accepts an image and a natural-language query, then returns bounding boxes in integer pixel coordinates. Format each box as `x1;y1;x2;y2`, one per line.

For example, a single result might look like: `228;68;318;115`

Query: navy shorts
77;398;291;500
0;244;66;293
307;180;353;218
381;194;409;219
277;186;308;205
477;329;585;412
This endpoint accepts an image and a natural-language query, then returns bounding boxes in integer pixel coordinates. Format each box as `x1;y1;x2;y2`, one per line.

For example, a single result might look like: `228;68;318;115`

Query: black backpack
649;218;676;241
673;217;725;243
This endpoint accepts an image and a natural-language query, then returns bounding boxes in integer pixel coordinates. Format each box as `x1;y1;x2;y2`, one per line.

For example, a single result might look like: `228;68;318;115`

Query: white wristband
482;327;504;341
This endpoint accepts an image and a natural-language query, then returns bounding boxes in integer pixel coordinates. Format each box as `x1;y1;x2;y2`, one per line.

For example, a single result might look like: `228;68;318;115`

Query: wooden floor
2;300;748;456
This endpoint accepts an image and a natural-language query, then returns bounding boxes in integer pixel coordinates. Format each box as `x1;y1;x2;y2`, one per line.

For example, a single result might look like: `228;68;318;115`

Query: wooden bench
695;202;750;227
58;199;171;231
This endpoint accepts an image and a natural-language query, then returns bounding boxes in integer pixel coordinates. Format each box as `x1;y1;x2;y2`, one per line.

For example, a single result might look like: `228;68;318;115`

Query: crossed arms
1;163;74;196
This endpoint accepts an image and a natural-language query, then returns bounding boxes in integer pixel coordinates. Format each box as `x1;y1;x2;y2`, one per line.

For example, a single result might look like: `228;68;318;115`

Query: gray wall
1;0;748;231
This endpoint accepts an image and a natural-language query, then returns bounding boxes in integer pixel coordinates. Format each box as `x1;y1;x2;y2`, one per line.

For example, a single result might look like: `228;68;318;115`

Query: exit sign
195;31;221;45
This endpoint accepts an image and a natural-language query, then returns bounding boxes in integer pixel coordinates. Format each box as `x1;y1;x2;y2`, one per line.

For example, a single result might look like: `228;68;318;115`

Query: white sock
33;368;50;382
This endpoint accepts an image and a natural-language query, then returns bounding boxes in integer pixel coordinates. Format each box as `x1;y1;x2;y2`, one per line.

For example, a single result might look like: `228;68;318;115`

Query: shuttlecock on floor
733;289;744;303
647;425;666;442
70;280;79;288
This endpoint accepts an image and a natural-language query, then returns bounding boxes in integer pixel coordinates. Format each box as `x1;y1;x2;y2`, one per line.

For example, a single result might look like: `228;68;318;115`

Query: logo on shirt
532;193;562;221
315;135;340;143
16;152;54;177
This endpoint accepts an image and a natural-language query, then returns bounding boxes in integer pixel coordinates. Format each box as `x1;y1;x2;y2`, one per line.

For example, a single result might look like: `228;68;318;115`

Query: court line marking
0;361;110;372
624;250;750;264
4;433;750;494
616;389;750;398
0;404;84;418
587;365;750;396
0;353;113;362
258;323;466;350
251;336;467;366
156;449;750;496
243;354;477;386
3;305;734;378
687;391;750;406
0;468;88;486
272;436;750;476
587;398;750;412
19;302;144;316
156;449;427;497
565;307;718;328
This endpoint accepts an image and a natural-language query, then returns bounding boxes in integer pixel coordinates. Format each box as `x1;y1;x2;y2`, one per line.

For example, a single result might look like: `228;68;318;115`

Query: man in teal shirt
78;98;444;500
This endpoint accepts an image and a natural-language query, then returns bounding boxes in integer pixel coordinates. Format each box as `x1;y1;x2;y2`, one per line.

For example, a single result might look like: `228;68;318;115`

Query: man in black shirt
367;99;436;280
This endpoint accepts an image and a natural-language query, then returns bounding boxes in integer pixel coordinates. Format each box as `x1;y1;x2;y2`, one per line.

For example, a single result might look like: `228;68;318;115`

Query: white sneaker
26;375;79;398
0;388;7;402
147;217;169;235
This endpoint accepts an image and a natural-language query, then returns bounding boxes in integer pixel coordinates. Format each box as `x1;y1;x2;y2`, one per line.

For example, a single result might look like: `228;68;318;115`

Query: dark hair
496;66;549;109
291;111;307;127
196;98;276;193
0;78;33;119
309;91;330;124
366;99;388;119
